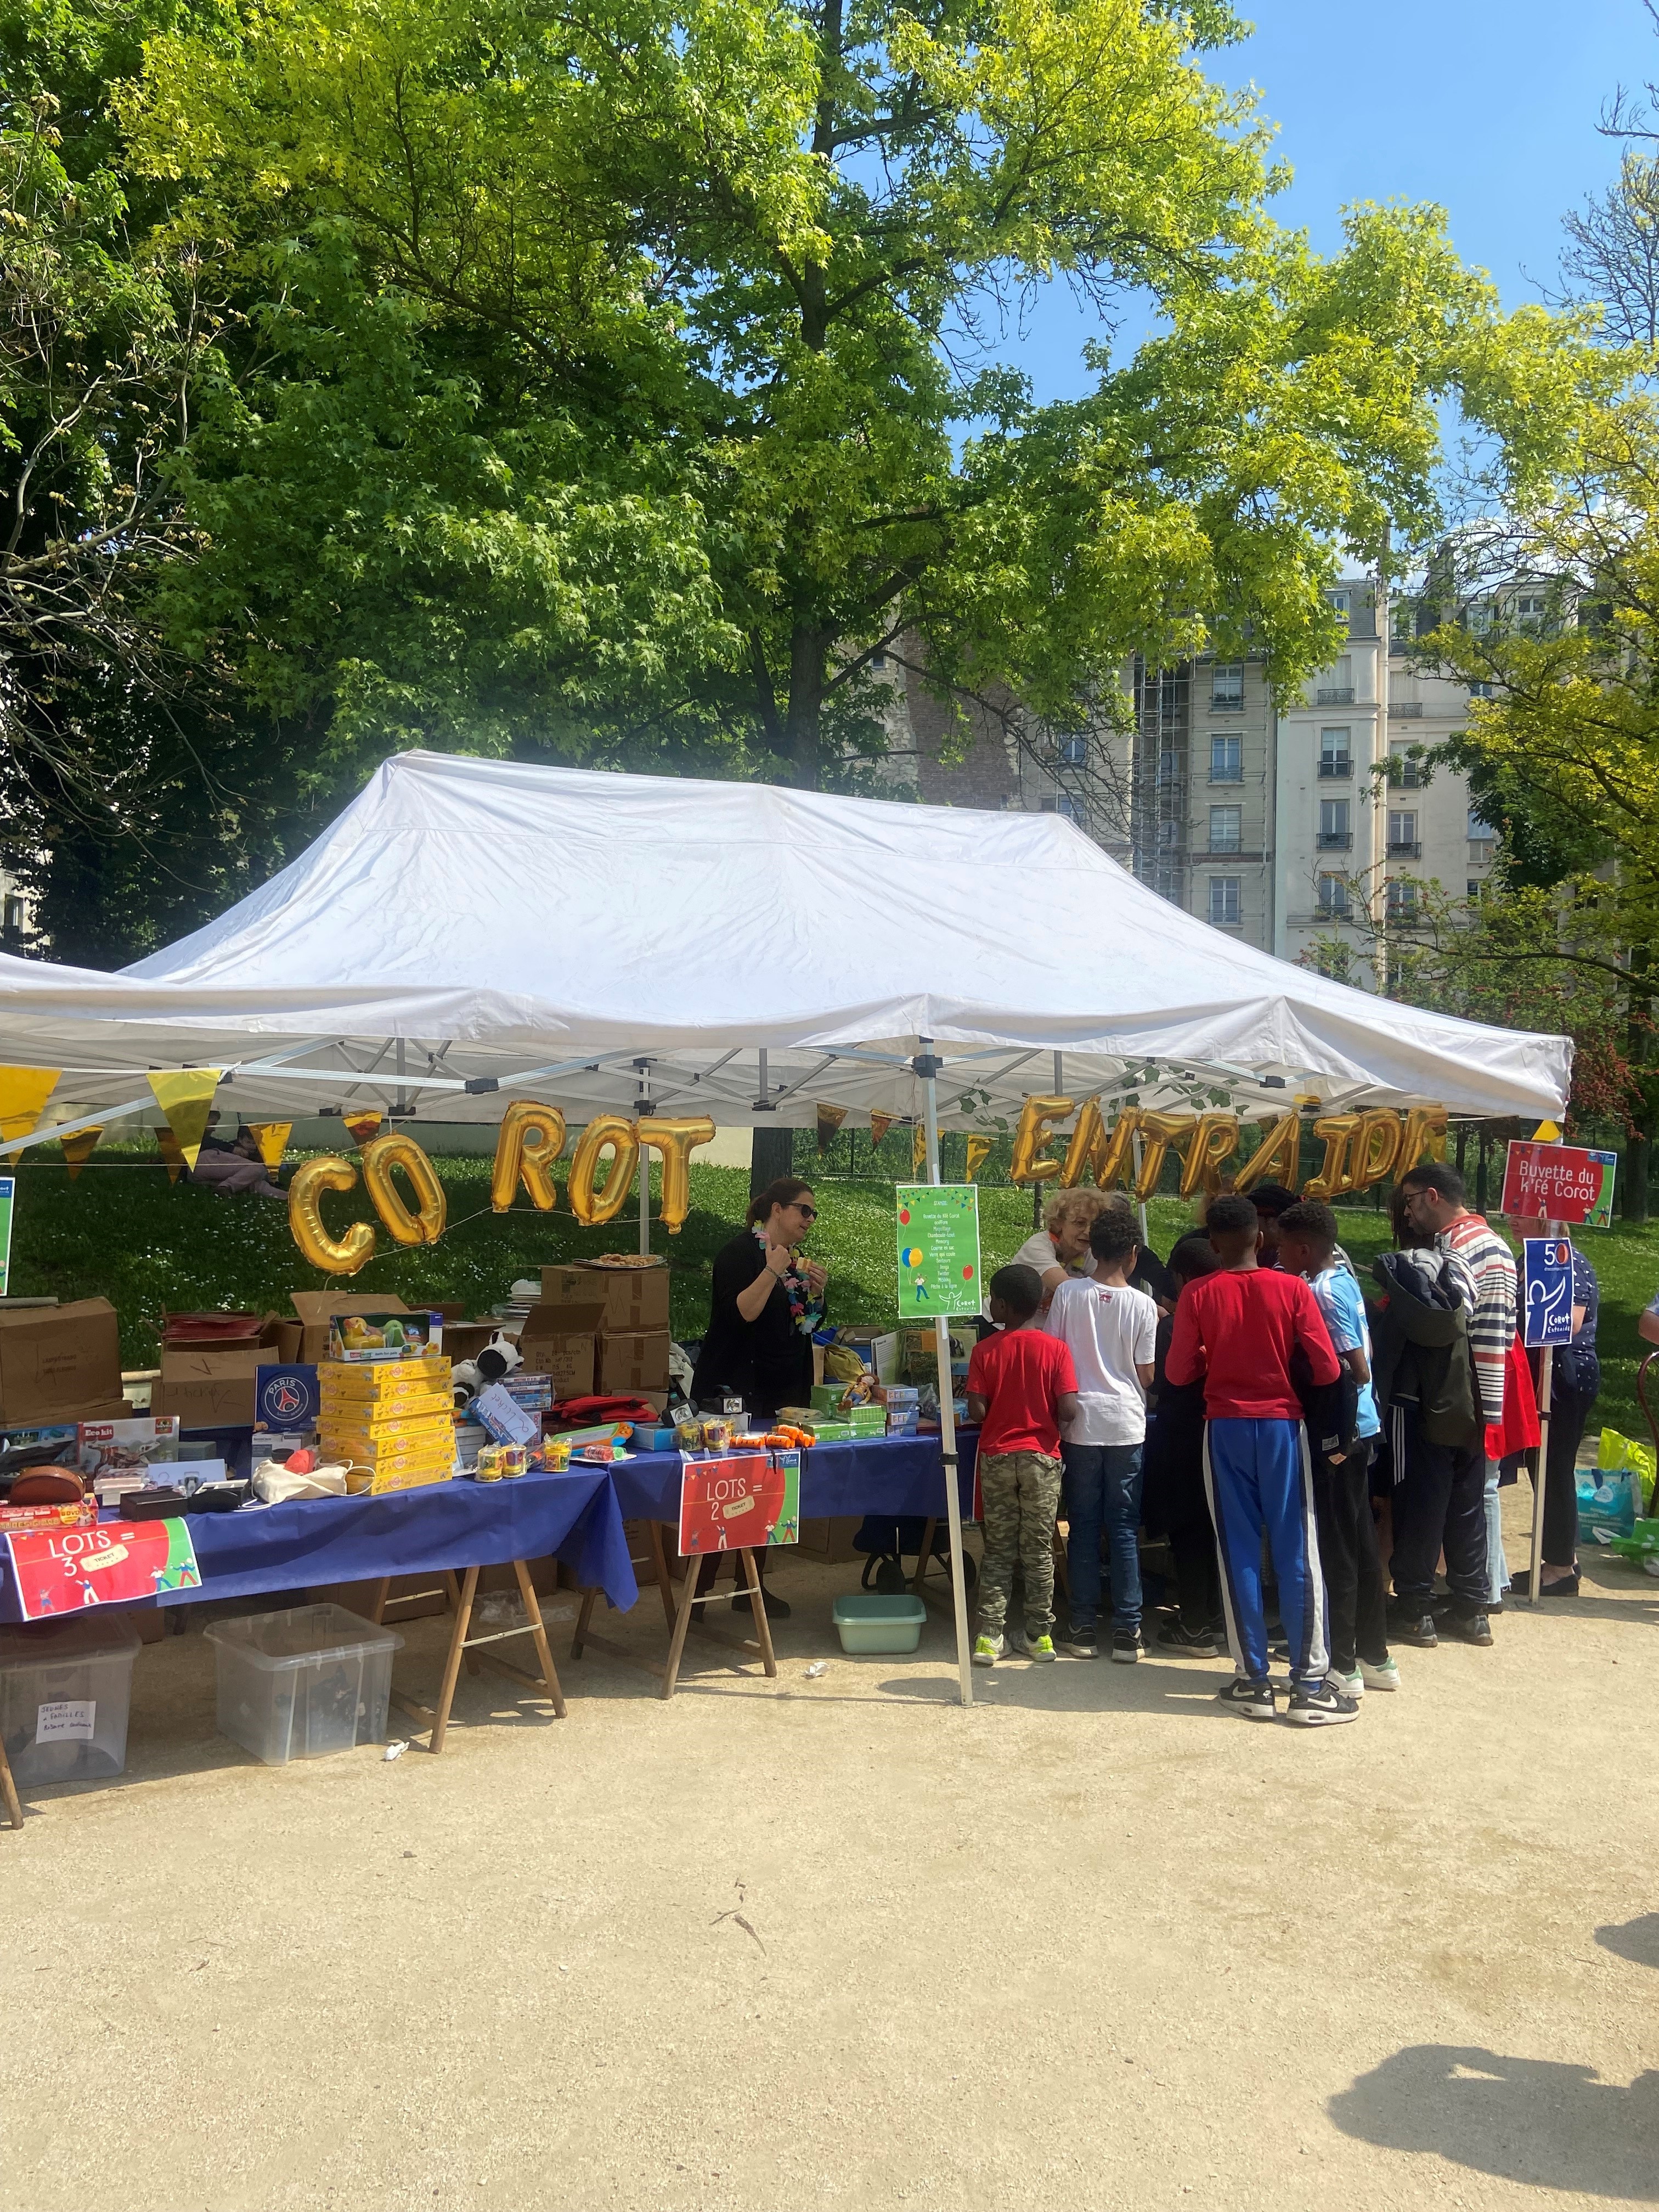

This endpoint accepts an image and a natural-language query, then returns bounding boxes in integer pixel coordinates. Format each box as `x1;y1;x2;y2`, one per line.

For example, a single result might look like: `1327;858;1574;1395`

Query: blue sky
1009;0;1649;404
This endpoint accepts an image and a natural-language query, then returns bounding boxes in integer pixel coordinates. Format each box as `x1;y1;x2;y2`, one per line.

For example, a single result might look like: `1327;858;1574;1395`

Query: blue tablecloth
610;1430;980;1525
0;1467;639;1624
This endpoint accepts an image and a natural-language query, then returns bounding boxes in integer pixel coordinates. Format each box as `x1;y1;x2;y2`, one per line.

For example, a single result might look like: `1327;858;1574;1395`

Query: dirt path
2;1488;1655;2211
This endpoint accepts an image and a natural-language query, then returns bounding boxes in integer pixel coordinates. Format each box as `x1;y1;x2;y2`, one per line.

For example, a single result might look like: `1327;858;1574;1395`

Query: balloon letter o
491;1101;567;1213
289;1156;376;1275
568;1115;640;1227
636;1115;715;1234
360;1132;447;1247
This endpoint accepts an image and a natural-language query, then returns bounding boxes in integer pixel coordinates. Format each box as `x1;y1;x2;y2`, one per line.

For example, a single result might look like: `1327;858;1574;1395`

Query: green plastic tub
832;1594;927;1654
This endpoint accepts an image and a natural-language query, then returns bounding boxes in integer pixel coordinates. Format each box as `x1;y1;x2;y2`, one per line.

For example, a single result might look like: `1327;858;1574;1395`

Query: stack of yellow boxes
318;1355;455;1493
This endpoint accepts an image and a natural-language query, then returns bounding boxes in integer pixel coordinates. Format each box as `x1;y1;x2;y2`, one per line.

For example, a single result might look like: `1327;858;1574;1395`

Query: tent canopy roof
0;752;1568;1128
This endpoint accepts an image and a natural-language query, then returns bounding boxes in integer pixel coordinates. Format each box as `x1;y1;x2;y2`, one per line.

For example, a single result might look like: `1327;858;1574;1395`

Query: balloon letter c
289;1156;376;1275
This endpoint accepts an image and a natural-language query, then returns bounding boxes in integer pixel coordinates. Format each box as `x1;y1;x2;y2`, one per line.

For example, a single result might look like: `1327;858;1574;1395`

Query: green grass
11;1149;1659;1449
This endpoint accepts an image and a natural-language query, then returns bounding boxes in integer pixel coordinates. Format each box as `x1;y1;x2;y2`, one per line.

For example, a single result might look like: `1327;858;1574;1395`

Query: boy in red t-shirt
1165;1194;1350;1725
965;1263;1079;1665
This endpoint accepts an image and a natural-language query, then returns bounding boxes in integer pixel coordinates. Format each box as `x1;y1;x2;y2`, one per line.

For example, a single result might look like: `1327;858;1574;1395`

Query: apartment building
887;584;1496;986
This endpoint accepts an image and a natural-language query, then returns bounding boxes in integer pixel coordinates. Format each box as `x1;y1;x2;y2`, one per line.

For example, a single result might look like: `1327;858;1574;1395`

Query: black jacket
1370;1250;1478;1447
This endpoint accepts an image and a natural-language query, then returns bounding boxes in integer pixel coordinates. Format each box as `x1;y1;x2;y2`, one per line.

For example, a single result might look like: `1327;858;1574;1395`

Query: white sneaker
1360;1657;1402;1692
1332;1668;1364;1699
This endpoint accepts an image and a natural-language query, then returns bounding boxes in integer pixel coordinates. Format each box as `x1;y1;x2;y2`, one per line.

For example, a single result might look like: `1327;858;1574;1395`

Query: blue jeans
1060;1441;1144;1636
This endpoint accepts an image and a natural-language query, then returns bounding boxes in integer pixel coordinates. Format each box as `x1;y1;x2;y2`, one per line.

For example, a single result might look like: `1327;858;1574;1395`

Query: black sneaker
1285;1680;1361;1726
1056;1627;1098;1658
1217;1677;1277;1720
1443;1610;1493;1646
1156;1620;1219;1658
1111;1630;1144;1664
1387;1604;1438;1649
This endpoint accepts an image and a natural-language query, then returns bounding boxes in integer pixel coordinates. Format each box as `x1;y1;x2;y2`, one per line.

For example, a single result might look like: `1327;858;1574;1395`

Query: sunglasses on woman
794;1202;818;1222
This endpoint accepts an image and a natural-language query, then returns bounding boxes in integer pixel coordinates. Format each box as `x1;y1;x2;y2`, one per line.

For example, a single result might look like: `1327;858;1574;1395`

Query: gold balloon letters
1009;1096;1071;1185
1009;1094;1449;1202
360;1132;447;1247
289;1156;377;1276
567;1115;641;1227
490;1101;567;1213
637;1115;716;1235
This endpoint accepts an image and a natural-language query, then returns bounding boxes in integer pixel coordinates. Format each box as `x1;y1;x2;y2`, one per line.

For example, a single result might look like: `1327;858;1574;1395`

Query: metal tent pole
920;1037;973;1707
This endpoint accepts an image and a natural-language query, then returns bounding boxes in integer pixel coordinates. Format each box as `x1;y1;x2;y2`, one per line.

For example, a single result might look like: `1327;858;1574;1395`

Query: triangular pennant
911;1124;927;1172
155;1127;187;1184
869;1111;894;1150
59;1126;101;1181
0;1066;60;1143
344;1111;383;1148
247;1121;292;1170
964;1134;992;1183
146;1069;222;1172
815;1102;848;1154
1533;1120;1561;1143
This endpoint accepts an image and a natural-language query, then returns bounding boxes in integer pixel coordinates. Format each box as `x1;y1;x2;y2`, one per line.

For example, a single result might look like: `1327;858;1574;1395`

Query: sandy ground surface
2;1482;1656;2212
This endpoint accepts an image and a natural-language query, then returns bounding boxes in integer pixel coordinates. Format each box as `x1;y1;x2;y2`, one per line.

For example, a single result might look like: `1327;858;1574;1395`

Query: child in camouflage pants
964;1265;1079;1665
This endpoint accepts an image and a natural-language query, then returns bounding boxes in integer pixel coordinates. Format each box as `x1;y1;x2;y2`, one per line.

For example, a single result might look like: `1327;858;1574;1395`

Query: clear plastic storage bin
0;1612;143;1784
204;1604;403;1766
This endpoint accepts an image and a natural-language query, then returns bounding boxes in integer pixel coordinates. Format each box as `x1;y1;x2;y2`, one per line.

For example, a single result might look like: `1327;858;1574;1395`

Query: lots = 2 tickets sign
677;1452;802;1557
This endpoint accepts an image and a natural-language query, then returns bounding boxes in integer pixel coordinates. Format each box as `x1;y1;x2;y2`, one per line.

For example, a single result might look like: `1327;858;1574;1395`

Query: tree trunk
1623;1124;1651;1222
783;616;827;788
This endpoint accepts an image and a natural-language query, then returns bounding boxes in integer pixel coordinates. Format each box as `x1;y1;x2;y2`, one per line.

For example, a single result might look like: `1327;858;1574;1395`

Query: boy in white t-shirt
1043;1214;1159;1661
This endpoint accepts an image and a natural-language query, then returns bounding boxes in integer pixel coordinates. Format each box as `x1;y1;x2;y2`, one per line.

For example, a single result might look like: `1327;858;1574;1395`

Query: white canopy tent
0;750;1570;1133
0;753;1571;1707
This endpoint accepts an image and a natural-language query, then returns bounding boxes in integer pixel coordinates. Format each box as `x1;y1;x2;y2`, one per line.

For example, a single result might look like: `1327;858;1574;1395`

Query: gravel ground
2;1484;1655;2212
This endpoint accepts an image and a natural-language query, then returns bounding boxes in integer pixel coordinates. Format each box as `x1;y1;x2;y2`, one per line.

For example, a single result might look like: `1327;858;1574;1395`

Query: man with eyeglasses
1390;1163;1515;1648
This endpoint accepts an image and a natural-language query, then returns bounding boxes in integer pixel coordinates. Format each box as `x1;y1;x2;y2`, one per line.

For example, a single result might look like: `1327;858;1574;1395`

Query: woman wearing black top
692;1176;828;1417
690;1176;828;1616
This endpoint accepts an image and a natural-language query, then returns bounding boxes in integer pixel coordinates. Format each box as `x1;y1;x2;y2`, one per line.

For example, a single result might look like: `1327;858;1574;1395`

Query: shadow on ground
1328;2045;1659;2199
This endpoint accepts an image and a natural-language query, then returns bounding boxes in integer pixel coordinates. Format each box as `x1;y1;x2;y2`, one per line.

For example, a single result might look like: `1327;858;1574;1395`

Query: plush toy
452;1329;524;1410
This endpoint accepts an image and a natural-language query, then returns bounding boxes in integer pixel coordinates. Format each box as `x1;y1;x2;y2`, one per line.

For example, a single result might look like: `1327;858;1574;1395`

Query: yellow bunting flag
815;1103;848;1154
1534;1120;1562;1143
868;1111;894;1150
964;1135;992;1183
0;1066;60;1144
344;1111;384;1148
912;1123;927;1172
247;1122;292;1170
59;1126;101;1181
155;1127;187;1184
146;1069;222;1173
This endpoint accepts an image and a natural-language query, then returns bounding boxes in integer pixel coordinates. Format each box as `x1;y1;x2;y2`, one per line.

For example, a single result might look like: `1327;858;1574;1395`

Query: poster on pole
1499;1142;1617;1228
0;1173;13;1295
895;1184;981;1315
677;1452;800;1556
1521;1238;1575;1348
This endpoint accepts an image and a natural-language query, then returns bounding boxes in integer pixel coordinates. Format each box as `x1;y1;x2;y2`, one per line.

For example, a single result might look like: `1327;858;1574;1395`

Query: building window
1467;807;1494;839
1389;743;1423;788
1210;663;1245;711
1317;873;1350;917
1317;654;1354;706
1;898;21;934
1057;732;1087;766
1516;592;1546;628
1209;805;1242;853
1208;876;1242;927
1468;679;1497;699
1386;879;1419;921
1467;879;1481;901
1387;809;1419;857
1158;818;1181;848
1056;792;1083;824
1157;746;1181;788
1318;799;1351;850
1329;589;1351;619
1319;728;1352;778
1209;732;1242;782
1392;602;1413;640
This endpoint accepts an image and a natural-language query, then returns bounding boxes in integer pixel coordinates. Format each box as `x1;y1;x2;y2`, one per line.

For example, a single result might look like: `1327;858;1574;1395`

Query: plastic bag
1578;1467;1639;1545
1609;1516;1659;1562
1598;1426;1656;1511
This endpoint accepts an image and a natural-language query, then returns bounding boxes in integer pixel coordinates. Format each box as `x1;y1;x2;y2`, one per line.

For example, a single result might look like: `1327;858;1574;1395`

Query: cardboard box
154;1318;287;1427
319;1355;450;1402
595;1330;671;1395
560;1262;672;1335
327;1310;442;1363
0;1300;122;1424
797;1515;869;1565
286;1293;413;1366
518;1290;603;1402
